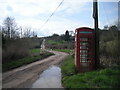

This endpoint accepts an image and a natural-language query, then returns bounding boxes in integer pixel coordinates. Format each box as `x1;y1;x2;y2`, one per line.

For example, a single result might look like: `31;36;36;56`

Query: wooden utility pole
93;0;99;69
118;1;120;31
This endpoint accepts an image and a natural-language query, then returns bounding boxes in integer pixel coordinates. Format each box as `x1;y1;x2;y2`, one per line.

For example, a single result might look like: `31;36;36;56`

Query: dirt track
2;50;68;88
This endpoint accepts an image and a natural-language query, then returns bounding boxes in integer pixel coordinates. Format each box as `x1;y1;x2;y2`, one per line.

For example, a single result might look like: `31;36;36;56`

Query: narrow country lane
2;50;68;88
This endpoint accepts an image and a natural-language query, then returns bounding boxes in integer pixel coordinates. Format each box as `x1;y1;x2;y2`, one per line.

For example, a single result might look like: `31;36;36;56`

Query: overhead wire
40;0;64;30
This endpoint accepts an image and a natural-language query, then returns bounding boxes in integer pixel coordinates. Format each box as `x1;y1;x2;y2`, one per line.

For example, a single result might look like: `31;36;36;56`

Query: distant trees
103;25;109;30
52;34;59;37
32;31;37;37
60;30;72;41
100;25;118;42
109;25;118;39
64;30;70;41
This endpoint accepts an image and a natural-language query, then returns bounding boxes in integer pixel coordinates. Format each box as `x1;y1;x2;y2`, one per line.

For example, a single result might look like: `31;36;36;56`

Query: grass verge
61;55;77;77
54;49;73;54
3;51;54;72
30;48;40;53
61;55;120;88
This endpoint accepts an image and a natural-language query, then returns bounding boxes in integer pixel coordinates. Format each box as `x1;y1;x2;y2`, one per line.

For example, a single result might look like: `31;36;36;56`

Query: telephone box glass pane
80;38;89;63
80;43;88;49
80;38;88;41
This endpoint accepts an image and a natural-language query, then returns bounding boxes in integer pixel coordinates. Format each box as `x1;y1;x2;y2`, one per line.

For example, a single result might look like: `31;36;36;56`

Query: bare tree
3;17;19;38
32;31;37;37
0;25;2;32
23;27;31;38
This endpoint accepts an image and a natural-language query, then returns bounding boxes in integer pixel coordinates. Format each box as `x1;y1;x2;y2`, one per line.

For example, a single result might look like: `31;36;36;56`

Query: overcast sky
0;0;119;37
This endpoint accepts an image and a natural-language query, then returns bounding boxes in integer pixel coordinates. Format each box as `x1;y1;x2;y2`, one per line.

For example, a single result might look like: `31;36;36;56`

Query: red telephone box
75;27;95;72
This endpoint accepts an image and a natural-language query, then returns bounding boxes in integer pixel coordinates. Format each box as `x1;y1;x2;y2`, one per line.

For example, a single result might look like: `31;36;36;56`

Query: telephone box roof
76;27;94;31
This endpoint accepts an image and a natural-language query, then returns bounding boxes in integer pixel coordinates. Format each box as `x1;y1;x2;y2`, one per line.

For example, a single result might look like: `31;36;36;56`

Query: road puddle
31;65;63;88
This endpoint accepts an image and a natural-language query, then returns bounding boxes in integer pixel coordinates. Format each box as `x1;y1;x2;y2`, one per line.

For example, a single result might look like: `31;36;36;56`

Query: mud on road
2;50;68;88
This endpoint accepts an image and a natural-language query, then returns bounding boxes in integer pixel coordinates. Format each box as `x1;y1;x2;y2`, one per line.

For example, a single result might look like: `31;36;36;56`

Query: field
46;39;74;49
47;40;65;45
61;55;120;88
